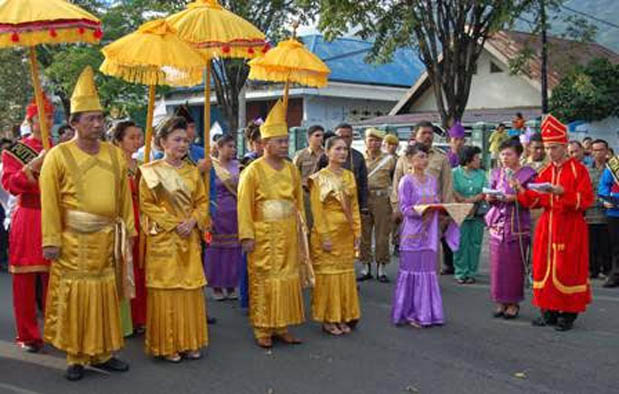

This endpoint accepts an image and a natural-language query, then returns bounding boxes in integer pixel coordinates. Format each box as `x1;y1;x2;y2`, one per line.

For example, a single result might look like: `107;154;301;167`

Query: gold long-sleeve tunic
40;141;135;357
237;158;306;330
309;168;361;323
139;160;209;356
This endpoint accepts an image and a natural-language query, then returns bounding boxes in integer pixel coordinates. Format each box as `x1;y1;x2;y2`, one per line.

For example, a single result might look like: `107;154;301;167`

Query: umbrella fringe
0;28;99;48
100;60;203;87
248;67;328;88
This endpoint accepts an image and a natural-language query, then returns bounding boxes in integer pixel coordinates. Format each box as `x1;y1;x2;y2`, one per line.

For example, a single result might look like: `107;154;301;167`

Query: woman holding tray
391;143;460;328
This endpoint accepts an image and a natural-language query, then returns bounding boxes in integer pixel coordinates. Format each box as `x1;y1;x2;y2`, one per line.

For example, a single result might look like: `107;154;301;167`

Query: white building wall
302;95;397;130
570;116;619;150
413;50;541;111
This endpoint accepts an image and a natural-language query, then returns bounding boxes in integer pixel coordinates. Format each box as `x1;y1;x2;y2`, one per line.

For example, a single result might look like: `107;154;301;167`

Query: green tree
298;0;546;128
0;49;32;133
549;58;619;122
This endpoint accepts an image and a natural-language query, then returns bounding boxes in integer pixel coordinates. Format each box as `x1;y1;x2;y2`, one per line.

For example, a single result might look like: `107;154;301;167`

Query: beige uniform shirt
365;151;396;190
391;147;453;210
293;146;323;187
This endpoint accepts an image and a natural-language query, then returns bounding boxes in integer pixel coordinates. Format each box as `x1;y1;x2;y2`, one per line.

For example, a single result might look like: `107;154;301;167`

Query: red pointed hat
26;95;54;121
541;114;567;144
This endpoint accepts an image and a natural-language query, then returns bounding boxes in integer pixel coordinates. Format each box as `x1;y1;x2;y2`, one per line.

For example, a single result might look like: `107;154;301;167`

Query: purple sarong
204;160;242;288
392;250;444;326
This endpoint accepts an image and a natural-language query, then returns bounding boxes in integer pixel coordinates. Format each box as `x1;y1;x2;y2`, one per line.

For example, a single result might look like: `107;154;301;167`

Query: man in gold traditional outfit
237;99;306;349
40;67;136;381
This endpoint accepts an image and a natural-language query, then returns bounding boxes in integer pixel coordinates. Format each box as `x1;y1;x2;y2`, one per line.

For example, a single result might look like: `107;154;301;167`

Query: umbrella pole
143;85;156;164
204;61;212;217
283;78;291;120
27;47;50;151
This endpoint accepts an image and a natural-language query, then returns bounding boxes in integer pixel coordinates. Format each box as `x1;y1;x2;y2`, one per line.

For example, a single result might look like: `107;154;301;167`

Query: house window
490;61;503;73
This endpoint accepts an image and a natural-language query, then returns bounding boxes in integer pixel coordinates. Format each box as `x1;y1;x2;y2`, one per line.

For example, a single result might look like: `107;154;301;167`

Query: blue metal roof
301;34;424;88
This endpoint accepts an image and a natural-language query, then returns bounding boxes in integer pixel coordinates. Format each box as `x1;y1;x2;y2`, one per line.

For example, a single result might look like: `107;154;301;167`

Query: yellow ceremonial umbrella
166;0;267;218
0;0;102;150
100;19;205;164
248;28;330;117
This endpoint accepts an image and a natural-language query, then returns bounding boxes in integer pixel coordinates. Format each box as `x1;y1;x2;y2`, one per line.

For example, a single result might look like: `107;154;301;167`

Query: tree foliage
549;58;619;122
0;50;32;133
298;0;546;127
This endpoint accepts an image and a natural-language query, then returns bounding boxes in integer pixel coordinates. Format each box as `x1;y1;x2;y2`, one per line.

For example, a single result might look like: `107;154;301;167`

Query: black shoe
377;274;390;283
440;268;454;275
456;278;466;285
207;316;217;324
532;311;558;327
92;357;129;373
357;272;372;282
554;318;574;332
602;279;619;288
65;365;84;381
19;342;42;353
465;277;476;284
492;310;504;318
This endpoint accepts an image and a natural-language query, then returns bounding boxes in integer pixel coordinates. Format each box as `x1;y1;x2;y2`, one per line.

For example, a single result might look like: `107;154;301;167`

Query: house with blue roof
164;34;424;132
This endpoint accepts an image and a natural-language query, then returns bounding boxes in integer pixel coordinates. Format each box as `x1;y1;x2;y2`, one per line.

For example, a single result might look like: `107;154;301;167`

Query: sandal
408;321;423;329
185;350;202;360
322;324;342;336
164;353;182;363
492;305;505;318
503;304;520;320
338;323;351;334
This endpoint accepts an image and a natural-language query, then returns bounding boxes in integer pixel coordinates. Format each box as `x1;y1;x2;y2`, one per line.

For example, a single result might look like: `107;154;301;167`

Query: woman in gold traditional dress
139;116;209;362
309;136;361;335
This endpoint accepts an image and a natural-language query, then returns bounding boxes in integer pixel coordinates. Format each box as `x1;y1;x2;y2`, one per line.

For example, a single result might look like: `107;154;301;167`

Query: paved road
1;250;618;394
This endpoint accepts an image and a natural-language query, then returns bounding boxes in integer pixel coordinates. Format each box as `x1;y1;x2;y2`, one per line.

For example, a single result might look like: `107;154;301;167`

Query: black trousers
607;217;619;283
441;237;454;271
588;223;611;276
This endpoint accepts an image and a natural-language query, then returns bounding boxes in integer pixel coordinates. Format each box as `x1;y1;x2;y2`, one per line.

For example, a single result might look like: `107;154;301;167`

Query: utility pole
540;0;549;114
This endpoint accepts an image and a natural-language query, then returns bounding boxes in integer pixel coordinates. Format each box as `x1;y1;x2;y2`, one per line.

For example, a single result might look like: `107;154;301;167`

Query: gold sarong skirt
145;288;208;356
311;270;360;323
44;213;124;356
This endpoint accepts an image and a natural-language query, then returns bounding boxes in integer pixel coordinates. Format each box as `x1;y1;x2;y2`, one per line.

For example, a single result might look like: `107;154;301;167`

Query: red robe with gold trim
1;136;49;272
517;158;593;313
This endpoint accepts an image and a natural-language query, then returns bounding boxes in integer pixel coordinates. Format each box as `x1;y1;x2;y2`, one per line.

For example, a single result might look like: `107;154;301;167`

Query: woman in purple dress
485;138;537;319
391;143;460;327
204;135;242;301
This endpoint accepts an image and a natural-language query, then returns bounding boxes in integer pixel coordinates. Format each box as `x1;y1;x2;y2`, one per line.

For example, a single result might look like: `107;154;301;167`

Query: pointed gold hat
71;66;103;114
259;99;288;139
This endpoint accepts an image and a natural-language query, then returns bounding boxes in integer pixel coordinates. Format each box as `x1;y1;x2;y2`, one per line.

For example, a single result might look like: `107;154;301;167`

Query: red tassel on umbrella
10;32;19;42
261;43;271;53
247;47;255;55
222;45;231;54
94;29;103;39
49;29;58;38
78;27;85;35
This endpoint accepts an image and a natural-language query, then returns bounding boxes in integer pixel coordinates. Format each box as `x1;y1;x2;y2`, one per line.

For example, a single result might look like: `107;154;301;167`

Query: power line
561;5;619;30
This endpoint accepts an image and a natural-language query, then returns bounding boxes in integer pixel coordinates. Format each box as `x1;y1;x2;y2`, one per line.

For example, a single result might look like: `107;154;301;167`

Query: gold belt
64;210;134;299
257;199;295;221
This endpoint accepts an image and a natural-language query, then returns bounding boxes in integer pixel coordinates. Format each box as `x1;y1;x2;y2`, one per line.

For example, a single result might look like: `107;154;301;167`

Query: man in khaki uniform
359;128;397;283
391;121;454;273
293;125;324;230
383;133;401;256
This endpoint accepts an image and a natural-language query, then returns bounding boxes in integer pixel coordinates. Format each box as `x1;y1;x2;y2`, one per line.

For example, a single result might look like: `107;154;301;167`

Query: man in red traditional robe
514;114;593;331
1;97;53;351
